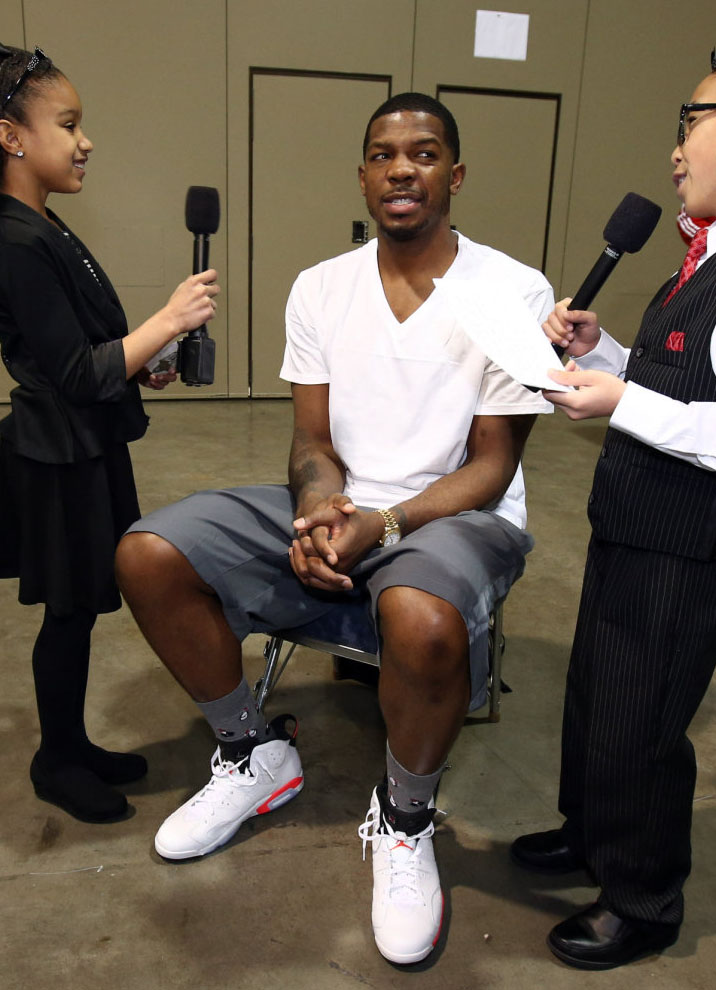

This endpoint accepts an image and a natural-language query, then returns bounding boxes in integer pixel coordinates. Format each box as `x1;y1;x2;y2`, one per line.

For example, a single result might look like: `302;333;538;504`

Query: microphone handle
569;244;623;311
178;231;216;384
192;233;210;276
188;233;211;340
553;244;623;357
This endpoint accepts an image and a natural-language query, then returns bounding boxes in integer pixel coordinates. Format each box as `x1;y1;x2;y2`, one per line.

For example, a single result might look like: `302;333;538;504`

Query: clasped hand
289;494;383;592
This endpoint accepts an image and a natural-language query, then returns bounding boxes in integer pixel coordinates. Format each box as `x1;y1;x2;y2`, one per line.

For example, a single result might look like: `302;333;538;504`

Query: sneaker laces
359;807;436;904
191;746;267;809
358;802;380;857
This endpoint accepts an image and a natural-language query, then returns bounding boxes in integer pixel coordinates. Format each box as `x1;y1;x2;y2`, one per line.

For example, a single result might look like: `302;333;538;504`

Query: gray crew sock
386;741;444;814
197;678;267;745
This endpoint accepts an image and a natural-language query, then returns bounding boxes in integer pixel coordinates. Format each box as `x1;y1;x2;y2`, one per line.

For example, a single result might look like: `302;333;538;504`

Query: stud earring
16;150;24;158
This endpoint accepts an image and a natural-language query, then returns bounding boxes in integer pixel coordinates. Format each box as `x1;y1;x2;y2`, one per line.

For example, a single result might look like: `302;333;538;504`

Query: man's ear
450;162;466;195
358;163;366;196
0;118;23;157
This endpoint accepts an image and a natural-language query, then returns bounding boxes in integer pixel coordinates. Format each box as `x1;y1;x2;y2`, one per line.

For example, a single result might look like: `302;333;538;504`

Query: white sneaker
155;716;304;860
358;787;444;965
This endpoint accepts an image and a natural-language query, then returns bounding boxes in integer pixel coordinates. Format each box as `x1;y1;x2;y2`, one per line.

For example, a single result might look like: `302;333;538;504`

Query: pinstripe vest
588;255;716;560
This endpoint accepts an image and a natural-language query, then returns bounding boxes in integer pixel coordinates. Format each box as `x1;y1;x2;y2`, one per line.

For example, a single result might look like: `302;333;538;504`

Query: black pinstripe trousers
558;537;716;925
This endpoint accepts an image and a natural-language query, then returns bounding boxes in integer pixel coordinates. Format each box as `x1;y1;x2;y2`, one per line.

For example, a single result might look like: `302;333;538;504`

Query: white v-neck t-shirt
280;233;554;529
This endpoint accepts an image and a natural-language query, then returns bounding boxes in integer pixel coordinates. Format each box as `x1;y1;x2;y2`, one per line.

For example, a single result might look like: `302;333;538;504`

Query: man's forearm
288;428;346;515
390;414;534;536
391;456;515;536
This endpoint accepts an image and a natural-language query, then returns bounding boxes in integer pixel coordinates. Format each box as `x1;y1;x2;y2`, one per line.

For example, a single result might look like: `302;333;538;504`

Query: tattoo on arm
288;426;343;502
289;457;320;493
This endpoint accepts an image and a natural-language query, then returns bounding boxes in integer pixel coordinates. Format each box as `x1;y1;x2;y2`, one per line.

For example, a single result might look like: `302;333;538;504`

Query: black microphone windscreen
185;186;220;235
603;192;662;253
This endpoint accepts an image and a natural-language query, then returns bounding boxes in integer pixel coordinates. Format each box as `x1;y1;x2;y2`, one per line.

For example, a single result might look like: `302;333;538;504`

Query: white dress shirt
576;221;716;472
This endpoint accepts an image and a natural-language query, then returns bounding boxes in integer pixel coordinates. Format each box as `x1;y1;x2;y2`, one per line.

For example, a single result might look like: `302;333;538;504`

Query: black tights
32;605;98;768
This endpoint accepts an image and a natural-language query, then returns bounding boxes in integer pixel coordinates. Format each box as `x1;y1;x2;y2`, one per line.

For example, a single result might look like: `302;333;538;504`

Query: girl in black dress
0;44;219;822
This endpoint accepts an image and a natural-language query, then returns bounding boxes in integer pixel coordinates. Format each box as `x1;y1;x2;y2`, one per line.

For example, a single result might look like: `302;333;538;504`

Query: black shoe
30;753;129;823
75;744;148;786
510;828;586;874
548;903;680;970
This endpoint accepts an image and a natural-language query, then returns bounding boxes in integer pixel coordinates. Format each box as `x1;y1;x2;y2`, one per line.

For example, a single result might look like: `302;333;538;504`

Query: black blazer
0;193;148;463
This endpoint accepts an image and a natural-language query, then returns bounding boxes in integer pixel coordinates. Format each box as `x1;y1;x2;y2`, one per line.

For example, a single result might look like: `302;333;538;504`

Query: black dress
0;194;149;615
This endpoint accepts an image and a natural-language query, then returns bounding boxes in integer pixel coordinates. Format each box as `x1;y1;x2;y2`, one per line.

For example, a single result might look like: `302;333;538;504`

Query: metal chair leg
255;636;297;712
488;602;505;723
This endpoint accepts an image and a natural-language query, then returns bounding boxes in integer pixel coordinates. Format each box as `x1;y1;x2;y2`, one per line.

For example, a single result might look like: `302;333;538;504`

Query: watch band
376;508;401;546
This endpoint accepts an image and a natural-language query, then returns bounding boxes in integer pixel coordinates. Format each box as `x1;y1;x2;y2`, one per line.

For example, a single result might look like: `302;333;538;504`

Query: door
413;0;590;293
439;87;559;272
250;71;390;396
227;0;415;396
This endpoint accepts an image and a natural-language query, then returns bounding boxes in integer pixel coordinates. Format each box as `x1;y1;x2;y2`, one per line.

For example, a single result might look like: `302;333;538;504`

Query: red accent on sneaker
432;894;445;946
255;775;303;814
391;840;415;852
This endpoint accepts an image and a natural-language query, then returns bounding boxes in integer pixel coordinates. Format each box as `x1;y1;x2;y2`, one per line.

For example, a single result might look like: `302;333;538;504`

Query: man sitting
115;92;553;965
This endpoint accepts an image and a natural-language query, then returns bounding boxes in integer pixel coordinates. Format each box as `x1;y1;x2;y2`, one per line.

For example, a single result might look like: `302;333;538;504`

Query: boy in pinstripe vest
512;54;716;970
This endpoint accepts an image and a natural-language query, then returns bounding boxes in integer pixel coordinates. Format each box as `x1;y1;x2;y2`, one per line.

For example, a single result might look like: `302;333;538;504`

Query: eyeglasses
2;46;47;109
678;102;716;145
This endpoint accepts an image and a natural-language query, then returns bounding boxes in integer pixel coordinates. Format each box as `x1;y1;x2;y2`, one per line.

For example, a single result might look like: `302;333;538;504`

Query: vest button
600;446;608;458
635;346;644;357
588;493;595;505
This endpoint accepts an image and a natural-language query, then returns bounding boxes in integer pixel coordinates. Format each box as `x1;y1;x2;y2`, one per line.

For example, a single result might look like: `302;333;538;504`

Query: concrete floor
1;399;715;990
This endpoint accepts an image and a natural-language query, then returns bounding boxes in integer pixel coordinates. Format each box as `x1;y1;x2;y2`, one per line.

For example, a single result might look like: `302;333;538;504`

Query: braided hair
0;43;61;180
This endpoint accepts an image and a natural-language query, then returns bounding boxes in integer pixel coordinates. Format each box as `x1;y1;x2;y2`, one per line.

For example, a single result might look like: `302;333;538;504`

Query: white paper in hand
432;274;570;392
147;340;178;374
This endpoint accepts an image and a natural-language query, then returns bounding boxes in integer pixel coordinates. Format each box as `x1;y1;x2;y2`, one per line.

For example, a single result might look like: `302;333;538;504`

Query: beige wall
1;0;714;402
565;0;715;342
226;0;415;396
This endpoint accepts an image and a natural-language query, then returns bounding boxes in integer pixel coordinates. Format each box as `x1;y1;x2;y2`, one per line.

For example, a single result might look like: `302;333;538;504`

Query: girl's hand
164;270;220;336
137;367;177;390
123;272;220;381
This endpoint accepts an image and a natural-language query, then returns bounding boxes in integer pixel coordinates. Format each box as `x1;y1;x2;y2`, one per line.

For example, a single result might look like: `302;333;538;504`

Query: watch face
383;531;401;547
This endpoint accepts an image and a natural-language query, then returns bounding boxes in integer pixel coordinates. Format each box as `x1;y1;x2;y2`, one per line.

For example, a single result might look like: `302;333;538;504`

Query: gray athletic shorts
126;484;533;710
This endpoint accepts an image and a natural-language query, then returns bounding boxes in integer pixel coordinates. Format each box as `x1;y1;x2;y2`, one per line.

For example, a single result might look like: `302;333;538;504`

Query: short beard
374;193;451;243
378;222;424;242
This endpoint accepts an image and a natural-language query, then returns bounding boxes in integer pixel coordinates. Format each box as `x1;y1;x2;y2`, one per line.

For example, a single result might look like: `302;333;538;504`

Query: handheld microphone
555;192;662;355
177;186;220;385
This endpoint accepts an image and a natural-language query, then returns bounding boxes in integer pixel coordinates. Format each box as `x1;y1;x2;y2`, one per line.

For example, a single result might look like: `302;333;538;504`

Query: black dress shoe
510;828;586;874
30;753;129;823
548;903;679;970
74;744;148;786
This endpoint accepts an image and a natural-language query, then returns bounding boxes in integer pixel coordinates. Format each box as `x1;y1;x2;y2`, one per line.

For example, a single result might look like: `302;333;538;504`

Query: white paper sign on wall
474;10;530;61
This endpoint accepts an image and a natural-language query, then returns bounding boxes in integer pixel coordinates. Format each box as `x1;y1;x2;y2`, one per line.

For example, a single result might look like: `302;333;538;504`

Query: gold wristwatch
376;508;402;547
